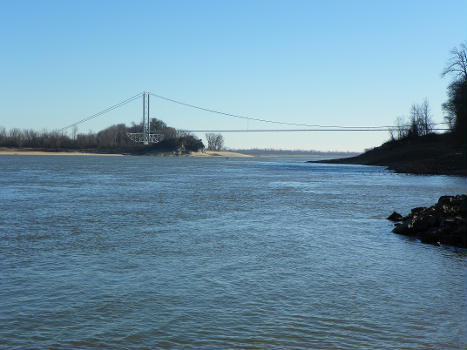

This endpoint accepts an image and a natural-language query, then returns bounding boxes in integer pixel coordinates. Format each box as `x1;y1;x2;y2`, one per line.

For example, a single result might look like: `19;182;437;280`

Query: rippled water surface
1;155;466;349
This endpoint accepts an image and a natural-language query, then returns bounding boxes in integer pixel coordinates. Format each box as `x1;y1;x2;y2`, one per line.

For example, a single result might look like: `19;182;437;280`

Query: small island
0;118;248;158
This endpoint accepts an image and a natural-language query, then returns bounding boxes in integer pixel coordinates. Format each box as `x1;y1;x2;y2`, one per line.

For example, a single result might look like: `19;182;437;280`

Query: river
1;155;466;349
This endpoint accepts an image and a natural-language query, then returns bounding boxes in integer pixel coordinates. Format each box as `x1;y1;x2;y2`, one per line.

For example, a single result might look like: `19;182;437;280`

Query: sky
0;0;466;151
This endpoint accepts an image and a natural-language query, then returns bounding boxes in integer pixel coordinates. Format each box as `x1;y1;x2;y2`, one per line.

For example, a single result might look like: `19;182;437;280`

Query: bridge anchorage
127;92;162;145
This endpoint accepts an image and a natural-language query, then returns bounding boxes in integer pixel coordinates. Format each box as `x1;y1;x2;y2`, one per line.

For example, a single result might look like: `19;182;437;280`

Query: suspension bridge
60;91;448;144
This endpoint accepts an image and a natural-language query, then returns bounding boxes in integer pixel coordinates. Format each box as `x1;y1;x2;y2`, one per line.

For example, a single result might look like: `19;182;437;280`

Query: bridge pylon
127;92;161;144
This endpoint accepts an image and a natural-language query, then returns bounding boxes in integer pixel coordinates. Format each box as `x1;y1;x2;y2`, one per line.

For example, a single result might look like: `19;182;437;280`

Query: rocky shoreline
388;195;466;248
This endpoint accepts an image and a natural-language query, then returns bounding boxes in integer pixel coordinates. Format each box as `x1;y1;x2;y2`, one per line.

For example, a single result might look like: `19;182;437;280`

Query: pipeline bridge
60;91;448;145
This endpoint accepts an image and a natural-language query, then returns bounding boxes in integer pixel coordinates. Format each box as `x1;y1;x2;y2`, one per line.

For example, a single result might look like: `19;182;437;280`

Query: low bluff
388;194;466;248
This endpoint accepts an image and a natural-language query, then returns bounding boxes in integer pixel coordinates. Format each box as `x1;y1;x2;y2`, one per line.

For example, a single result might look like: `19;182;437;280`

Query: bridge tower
142;91;150;144
127;92;161;144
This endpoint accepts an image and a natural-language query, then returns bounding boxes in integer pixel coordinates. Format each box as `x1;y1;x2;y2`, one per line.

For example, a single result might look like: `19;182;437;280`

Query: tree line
389;43;466;144
389;98;434;140
442;43;466;144
0;118;205;153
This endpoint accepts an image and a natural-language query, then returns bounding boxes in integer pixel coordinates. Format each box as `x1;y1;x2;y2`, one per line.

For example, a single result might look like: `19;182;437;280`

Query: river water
0;155;466;349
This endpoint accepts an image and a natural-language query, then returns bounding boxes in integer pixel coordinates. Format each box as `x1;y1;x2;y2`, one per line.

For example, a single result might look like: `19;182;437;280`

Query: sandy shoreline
0;148;123;156
0;148;251;158
185;150;252;158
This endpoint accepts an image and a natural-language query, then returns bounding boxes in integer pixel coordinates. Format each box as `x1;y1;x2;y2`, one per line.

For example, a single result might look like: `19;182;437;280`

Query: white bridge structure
126;92;162;144
60;91;449;139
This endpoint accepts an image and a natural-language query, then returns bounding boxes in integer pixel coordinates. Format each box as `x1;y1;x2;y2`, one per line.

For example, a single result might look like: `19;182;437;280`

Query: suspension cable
60;92;143;131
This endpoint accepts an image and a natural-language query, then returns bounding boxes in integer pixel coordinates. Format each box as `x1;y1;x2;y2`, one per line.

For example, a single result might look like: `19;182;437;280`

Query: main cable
61;92;143;131
60;90;447;132
149;92;444;129
180;128;450;133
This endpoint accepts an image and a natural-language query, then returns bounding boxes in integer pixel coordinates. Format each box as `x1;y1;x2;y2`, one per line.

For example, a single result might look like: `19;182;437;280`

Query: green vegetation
0;118;205;154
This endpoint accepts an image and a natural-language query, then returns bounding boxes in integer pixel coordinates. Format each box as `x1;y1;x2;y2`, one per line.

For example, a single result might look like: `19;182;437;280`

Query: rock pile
388;194;466;248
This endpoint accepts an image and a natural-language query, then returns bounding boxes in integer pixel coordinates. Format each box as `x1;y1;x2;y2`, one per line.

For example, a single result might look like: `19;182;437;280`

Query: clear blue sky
0;0;465;151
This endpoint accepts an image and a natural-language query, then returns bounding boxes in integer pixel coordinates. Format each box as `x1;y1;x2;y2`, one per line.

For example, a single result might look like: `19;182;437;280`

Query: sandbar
0;148;123;156
0;148;251;158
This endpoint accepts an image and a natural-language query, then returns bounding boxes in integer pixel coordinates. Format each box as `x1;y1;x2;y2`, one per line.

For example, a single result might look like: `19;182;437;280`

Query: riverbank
140;150;252;157
308;133;466;176
0;148;251;158
0;148;123;156
186;150;252;157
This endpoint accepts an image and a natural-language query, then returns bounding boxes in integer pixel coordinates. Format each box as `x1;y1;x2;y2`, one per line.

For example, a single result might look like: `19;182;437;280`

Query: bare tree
442;43;466;142
205;133;224;151
408;99;433;137
390;99;433;141
417;98;433;135
443;114;456;131
71;126;78;140
216;134;224;150
393;116;409;140
442;42;467;81
388;127;396;141
408;105;420;137
205;133;214;150
9;128;23;147
0;127;6;145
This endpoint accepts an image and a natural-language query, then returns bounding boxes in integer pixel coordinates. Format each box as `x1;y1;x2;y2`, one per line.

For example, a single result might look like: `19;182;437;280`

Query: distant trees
390;99;434;141
408;99;434;137
0;117;205;153
442;43;466;144
97;124;129;148
391;117;408;140
71;126;78;140
0;128;74;148
178;135;205;152
205;133;224;151
148;118;178;140
76;131;97;149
